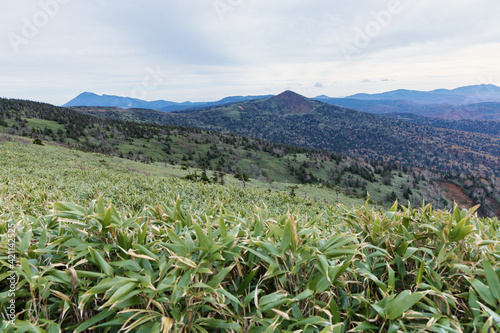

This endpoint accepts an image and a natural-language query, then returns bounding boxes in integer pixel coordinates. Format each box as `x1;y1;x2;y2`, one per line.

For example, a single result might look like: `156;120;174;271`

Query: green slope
1;135;499;332
2;97;499;216
0;97;445;211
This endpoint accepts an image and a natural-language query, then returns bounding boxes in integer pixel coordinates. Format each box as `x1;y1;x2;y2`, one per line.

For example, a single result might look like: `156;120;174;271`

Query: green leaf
388;264;395;291
280;216;296;254
293;289;314;302
53;202;85;219
207;265;234;289
84;277;131;295
237;267;259;295
138;220;148;245
19;230;32;254
109;260;141;272
104;204;121;228
449;217;474;242
75;270;107;278
88;247;114;277
13;321;47;333
133;244;158;261
38;229;47;250
96;196;105;215
259;292;287;308
453;205;462;223
74;309;115;333
38;320;61;333
468;278;497;307
253;240;281;257
100;282;138;309
403;247;418;259
166;228;184;246
483;259;500;301
216;288;243;307
352;322;379;331
317;254;330;281
290;316;329;329
468;288;480;318
416;257;426;287
199;318;241;330
389;200;398;212
193;222;211;253
219;211;228;238
20;258;35;279
386;291;424;320
387;323;399;333
242;246;275;266
477;302;500;327
47;323;61;333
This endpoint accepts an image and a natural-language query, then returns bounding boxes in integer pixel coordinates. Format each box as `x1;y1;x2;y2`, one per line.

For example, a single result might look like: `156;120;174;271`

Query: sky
1;0;499;105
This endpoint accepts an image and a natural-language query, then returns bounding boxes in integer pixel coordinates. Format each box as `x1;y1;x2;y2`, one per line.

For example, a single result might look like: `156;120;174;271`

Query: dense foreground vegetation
1;138;499;332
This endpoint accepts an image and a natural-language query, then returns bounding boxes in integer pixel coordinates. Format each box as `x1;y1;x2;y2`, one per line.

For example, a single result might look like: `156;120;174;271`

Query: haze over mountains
65;84;500;121
63;92;273;112
318;84;500;120
346;84;500;105
315;97;500;121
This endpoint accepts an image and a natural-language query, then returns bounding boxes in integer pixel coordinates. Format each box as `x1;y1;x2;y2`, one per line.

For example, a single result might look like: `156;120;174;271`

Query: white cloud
0;0;499;104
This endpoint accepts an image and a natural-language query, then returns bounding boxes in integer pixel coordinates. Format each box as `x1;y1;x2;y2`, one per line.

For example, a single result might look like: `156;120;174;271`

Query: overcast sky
1;0;499;105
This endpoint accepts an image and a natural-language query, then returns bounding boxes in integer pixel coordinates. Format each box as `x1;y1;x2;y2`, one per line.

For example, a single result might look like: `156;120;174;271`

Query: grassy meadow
0;136;499;332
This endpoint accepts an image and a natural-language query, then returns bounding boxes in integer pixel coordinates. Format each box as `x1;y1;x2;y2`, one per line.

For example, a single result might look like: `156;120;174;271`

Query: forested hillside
78;91;500;178
2;97;500;216
385;113;500;135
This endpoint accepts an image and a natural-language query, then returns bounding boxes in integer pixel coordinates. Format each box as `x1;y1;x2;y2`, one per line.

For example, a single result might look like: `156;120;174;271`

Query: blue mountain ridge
63;84;500;119
63;92;273;112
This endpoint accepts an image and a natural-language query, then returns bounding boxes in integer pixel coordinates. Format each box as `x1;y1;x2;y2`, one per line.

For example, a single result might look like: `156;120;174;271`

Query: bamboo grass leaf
483;259;500;301
468;278;497;307
207;265;235;288
193;222;211;253
133;244;159;261
53;202;85;219
386;291;425;320
74;309;115;333
88;247;114;277
19;230;32;254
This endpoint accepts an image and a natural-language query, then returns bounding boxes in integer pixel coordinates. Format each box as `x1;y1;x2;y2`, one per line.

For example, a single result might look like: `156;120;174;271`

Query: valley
2;94;500;217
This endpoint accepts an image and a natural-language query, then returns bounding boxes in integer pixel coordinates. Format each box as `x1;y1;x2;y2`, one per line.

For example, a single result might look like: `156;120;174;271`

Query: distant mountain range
314;84;500;120
64;84;500;121
345;84;500;105
63;92;272;112
314;97;500;121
